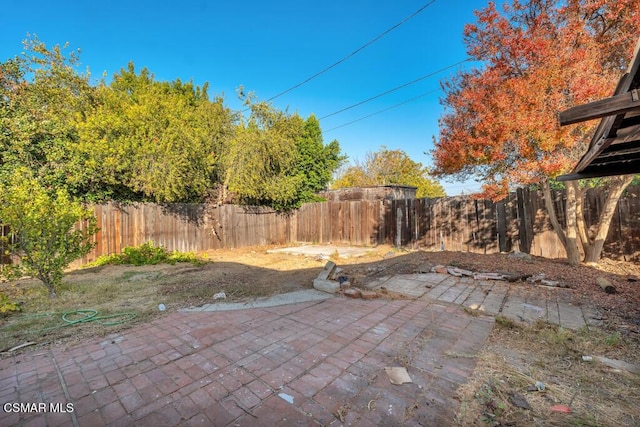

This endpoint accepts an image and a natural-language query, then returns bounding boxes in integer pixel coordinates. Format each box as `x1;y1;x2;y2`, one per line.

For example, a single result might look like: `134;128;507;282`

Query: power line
266;0;439;102
324;88;440;133
320;59;469;120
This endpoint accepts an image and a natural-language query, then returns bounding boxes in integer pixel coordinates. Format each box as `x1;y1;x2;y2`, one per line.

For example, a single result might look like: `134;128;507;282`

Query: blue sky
1;0;490;195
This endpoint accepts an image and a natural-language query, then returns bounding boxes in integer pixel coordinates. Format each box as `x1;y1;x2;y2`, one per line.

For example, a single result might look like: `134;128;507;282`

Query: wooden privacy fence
72;185;640;264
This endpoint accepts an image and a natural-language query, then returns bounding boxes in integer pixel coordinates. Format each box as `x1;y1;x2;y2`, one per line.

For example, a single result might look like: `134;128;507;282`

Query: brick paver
1;296;494;426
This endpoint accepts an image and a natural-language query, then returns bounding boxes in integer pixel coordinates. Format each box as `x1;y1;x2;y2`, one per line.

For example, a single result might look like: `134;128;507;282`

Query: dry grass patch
455;320;640;426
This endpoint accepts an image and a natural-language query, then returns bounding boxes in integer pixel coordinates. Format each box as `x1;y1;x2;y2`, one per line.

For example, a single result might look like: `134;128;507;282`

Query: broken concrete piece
473;272;505;281
331;267;344;280
340;281;351;290
343;288;361;299
317;261;338;281
540;279;559;287
527;273;546;283
446;267;474;277
384;367;412;385
415;262;433;274
594;356;640;375
313;278;340;294
433;265;448;274
596;276;617;294
447;268;463;277
361;290;379;300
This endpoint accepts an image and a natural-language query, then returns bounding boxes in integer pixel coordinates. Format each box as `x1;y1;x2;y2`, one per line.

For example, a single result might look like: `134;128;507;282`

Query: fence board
3;186;639;267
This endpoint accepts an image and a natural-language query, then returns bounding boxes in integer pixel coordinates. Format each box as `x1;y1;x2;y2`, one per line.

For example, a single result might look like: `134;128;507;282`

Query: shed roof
557;38;640;181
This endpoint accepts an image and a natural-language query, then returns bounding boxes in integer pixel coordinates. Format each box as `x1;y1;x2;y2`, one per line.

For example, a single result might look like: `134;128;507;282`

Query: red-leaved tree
433;0;640;264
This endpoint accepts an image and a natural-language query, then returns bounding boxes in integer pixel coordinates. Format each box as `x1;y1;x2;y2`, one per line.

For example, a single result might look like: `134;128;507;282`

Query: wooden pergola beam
559;88;640;126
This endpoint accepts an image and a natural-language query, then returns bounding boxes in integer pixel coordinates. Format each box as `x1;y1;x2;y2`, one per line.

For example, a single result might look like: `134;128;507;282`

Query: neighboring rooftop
320;185;418;201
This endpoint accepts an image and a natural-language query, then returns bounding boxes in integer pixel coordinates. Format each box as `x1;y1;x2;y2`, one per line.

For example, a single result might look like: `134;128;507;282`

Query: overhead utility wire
266;0;438;102
324;88;440;133
320;59;469;120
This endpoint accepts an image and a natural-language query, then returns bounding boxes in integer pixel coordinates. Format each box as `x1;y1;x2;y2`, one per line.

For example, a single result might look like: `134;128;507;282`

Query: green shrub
0;292;21;317
0;168;98;298
88;241;205;267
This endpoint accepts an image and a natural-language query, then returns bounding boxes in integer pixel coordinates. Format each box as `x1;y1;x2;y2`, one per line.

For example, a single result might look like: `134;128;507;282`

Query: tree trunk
573;181;588;257
563;181;582;266
41;278;57;298
583;175;634;263
541;178;581;265
541;179;568;247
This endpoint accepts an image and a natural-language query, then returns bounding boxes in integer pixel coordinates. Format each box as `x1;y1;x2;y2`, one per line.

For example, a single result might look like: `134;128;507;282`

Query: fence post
396;205;403;248
516;187;531;253
497;201;508;252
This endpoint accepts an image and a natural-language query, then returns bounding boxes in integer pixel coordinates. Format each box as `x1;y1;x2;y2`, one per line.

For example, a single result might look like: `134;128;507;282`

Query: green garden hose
61;309;137;326
19;309;137;334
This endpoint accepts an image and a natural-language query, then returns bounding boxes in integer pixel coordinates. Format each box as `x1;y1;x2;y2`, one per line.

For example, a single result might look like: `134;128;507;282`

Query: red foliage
434;0;640;200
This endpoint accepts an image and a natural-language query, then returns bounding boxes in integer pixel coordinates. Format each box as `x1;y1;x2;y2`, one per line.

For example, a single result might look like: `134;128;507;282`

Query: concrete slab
367;273;596;331
266;245;370;258
179;289;334;312
558;303;587;330
379;274;429;298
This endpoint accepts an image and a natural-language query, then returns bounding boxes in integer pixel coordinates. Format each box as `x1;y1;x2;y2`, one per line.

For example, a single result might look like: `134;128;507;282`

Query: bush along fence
3;186;639;266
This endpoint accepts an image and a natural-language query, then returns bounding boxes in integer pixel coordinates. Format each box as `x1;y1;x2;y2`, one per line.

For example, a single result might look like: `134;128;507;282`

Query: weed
335;404;350;422
0;292;21;317
475;380;507;425
87;241;206;267
463;306;480;317
495;315;520;329
540;326;572;346
603;331;622;347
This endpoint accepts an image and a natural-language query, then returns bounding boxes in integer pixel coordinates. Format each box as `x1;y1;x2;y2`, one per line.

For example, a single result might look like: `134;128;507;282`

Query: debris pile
428;265;570;288
313;261;378;299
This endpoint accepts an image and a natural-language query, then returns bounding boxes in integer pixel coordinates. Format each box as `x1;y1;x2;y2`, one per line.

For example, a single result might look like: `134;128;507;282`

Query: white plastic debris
158;303;166;311
278;393;294;404
213;292;227;300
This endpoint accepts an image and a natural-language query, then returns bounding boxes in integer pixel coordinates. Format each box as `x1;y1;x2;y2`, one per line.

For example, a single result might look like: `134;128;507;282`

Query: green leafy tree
0;35;96;196
333;147;446;198
77;62;236;203
223;99;344;210
0;169;98;298
224;101;303;210
292;115;346;202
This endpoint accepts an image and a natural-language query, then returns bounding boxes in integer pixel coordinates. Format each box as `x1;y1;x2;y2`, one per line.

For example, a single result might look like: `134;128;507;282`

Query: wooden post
396;206;403;248
497;201;508;252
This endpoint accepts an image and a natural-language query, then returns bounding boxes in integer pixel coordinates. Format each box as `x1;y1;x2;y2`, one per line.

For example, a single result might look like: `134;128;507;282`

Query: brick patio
0;297;494;426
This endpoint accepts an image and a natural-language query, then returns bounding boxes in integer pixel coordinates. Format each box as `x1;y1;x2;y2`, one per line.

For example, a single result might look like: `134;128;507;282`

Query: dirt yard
2;244;639;425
